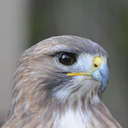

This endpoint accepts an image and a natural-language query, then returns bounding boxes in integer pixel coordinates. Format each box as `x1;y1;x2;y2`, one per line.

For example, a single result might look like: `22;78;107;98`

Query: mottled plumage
2;36;122;128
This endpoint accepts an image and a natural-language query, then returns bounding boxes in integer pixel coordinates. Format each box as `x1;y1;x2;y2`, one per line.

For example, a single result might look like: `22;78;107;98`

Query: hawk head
33;35;109;101
3;36;121;128
16;36;109;103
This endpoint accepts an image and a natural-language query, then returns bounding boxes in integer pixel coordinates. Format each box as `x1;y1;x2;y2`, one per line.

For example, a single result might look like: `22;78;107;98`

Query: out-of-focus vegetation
27;0;128;127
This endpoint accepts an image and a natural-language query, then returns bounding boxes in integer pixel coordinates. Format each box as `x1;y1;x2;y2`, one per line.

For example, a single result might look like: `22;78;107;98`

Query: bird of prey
2;35;122;128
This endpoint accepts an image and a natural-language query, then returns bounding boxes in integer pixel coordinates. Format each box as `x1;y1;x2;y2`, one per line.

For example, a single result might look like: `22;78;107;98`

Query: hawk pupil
59;52;76;65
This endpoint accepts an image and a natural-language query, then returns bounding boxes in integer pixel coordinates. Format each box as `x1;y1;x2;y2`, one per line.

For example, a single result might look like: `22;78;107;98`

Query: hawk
2;36;122;128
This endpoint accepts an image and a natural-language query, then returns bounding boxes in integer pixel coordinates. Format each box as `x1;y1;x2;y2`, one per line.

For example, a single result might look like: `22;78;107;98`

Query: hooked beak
67;57;109;92
92;62;109;92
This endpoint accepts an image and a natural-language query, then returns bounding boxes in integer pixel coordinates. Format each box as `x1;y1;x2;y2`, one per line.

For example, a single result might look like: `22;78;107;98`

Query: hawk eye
58;52;77;66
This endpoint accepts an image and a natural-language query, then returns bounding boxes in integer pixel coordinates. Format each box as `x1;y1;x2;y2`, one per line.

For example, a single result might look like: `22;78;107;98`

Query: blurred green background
0;0;128;127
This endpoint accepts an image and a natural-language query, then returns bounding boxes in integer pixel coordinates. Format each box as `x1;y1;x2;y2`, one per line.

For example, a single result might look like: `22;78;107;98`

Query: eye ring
57;52;77;66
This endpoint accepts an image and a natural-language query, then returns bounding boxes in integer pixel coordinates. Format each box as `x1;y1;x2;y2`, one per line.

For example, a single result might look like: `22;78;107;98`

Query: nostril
94;64;98;68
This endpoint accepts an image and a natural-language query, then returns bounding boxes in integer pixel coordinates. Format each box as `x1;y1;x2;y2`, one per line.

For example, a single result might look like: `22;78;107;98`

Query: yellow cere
67;56;103;77
93;56;103;70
